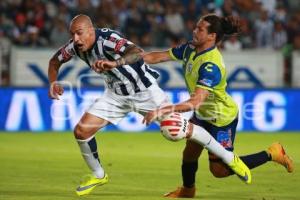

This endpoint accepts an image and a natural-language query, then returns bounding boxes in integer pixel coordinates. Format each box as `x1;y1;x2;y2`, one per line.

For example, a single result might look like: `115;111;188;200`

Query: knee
209;164;231;178
74;124;88;140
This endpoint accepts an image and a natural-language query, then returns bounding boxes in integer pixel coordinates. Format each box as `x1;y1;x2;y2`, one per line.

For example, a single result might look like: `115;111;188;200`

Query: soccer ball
160;113;190;142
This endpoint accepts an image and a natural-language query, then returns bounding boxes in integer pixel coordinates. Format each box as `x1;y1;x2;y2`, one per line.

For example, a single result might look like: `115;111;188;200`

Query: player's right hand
49;83;64;100
92;60;117;73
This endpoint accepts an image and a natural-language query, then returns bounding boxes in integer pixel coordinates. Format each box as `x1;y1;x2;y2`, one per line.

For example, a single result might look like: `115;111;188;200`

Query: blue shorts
189;114;238;152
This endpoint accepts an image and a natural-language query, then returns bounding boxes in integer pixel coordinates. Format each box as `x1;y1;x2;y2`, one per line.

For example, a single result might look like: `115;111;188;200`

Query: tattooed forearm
115;45;143;66
115;57;125;66
125;53;143;64
115;53;142;66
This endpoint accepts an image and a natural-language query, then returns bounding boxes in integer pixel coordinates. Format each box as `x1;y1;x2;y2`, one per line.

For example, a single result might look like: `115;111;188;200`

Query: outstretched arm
115;45;144;66
92;44;143;72
143;88;209;125
93;48;173;72
142;50;172;64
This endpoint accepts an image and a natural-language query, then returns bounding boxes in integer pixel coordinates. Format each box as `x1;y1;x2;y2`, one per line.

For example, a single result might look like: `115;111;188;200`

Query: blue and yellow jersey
169;42;238;127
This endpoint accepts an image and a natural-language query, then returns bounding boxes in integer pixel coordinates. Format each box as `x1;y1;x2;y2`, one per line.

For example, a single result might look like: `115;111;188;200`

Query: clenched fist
49;82;64;100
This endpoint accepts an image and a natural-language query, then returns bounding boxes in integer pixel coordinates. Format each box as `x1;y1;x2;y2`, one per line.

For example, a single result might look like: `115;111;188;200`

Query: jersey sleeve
196;62;222;91
102;29;134;56
168;42;188;61
57;40;76;63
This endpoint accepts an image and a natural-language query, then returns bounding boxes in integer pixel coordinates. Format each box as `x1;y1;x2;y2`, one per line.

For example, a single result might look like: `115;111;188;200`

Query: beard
192;39;203;47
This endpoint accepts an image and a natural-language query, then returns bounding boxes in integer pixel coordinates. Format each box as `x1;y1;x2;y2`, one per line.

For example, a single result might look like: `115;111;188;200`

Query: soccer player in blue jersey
142;14;294;198
48;14;252;196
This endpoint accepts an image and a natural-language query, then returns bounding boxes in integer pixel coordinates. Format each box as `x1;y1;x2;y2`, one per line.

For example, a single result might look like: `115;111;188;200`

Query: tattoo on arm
115;45;143;66
116;57;125;66
124;53;142;64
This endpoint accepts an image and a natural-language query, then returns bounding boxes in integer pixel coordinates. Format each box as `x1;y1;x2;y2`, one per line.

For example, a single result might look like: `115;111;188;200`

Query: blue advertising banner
0;88;299;132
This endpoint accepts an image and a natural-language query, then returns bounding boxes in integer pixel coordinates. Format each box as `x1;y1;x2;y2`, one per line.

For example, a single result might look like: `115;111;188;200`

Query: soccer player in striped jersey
142;14;294;198
48;14;252;196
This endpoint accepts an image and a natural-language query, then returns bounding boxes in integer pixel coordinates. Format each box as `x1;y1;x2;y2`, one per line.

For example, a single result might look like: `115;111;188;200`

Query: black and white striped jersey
57;28;160;95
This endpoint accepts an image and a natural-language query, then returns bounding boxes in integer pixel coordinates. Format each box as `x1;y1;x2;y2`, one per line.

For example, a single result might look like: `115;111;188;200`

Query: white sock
77;136;105;178
189;124;234;164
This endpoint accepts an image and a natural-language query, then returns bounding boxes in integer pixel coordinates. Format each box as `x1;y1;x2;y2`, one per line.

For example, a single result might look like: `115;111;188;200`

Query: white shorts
87;84;170;125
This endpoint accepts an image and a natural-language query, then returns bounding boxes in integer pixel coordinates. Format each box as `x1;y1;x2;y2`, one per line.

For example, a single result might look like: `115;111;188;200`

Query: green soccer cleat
76;173;109;196
228;155;252;184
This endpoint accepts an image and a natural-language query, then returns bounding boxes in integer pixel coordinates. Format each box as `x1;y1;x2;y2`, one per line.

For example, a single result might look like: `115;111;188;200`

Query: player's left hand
92;60;117;73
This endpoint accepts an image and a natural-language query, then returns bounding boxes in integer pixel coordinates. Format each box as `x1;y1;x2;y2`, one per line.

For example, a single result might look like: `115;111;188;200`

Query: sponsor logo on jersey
187;63;193;73
199;78;213;87
114;39;127;53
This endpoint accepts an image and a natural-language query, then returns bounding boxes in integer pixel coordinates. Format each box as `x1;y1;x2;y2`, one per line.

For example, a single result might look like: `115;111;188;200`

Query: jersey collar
193;45;216;59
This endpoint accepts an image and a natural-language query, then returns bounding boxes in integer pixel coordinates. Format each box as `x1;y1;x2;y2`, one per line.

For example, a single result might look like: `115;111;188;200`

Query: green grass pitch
0;132;299;200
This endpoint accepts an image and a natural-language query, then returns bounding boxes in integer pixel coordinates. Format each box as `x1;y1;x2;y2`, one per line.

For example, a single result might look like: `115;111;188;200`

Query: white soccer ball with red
160;113;189;142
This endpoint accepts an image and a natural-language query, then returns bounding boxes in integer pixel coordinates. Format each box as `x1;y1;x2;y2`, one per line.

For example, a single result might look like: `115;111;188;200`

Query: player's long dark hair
202;14;241;43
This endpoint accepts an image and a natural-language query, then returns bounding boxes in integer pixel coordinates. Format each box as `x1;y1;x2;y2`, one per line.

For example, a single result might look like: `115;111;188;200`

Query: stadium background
1;1;300;200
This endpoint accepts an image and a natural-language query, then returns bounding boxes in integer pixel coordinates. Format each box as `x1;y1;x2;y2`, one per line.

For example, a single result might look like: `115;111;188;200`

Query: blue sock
240;151;271;169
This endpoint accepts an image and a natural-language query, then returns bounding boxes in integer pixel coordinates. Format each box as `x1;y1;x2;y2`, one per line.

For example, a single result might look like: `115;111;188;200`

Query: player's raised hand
92;60;117;73
49;83;64;100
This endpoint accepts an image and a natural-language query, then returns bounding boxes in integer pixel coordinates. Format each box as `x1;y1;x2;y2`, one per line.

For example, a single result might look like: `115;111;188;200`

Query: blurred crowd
1;0;300;85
